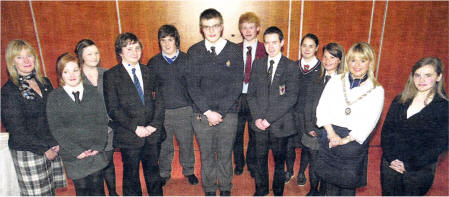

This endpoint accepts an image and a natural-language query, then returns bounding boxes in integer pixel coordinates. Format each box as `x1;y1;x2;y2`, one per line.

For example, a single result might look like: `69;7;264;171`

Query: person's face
300;38;318;60
322;50;340;74
240;22;260;42
201;18;223;44
160;36;177;56
413;65;442;93
82;45;100;68
348;54;370;79
62;61;82;87
14;49;35;76
264;33;284;58
120;41;142;65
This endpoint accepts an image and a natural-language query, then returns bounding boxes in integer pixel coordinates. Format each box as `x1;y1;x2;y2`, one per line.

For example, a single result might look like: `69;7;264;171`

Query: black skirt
316;125;369;188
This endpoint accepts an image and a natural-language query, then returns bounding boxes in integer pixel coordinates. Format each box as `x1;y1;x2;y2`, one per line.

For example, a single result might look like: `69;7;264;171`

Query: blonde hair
56;52;81;86
5;39;45;86
238;12;261;29
343;42;381;87
399;57;447;103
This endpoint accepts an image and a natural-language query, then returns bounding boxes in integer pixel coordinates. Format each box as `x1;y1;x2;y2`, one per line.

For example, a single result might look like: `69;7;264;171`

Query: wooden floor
56;146;448;196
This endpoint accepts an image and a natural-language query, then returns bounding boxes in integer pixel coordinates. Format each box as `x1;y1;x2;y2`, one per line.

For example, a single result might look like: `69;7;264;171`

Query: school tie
72;91;80;104
304;64;310;72
210;46;217;56
132;67;145;105
267;60;274;85
244;46;252;83
164;55;177;64
324;75;331;85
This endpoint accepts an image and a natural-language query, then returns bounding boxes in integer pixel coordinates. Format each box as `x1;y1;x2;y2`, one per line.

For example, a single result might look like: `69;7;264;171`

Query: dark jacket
381;94;448;171
247;56;300;137
1;78;57;154
238;41;267;60
187;40;243;116
103;63;164;148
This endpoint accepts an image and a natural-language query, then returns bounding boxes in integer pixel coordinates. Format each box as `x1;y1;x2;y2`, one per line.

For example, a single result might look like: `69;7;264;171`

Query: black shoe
205;191;216;196
161;175;170;186
284;171;294;184
253;191;269;196
297;173;306;186
186;174;199;185
234;166;243;175
220;191;231;196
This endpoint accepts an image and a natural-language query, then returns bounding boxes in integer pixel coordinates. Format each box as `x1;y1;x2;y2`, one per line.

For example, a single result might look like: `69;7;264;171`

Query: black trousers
380;158;437;196
323;182;355;196
104;150;117;195
234;94;256;172
73;170;105;196
254;131;288;196
121;137;163;196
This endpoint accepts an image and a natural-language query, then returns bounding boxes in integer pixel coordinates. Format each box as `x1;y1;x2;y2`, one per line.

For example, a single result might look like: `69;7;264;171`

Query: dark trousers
121;136;163;196
254;131;288;196
285;135;297;174
306;149;320;191
323;182;355;196
298;146;310;175
73;170;105;196
380;158;437;196
234;94;256;172
104;150;117;195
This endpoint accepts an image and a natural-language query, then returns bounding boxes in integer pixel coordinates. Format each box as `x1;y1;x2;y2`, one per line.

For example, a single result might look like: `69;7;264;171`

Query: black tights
298;146;310;175
73;170;105;196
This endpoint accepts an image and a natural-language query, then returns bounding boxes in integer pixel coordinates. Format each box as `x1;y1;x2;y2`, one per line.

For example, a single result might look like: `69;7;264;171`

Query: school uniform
103;62;164;196
147;51;196;179
315;73;384;195
381;94;448;196
1;78;67;196
247;54;299;195
187;38;243;193
234;41;266;175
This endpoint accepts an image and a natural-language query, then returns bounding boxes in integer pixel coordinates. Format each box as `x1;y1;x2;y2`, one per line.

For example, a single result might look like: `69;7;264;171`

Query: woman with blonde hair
1;39;67;195
381;57;447;196
315;42;384;195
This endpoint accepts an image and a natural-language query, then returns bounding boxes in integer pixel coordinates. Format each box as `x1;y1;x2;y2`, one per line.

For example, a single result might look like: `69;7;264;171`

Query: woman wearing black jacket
381;57;448;196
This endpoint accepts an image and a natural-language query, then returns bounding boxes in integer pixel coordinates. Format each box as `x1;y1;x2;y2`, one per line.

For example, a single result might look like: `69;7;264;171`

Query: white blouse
316;73;384;144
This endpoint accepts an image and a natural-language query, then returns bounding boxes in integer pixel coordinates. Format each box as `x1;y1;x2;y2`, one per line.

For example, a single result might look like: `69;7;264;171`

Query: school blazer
103;63;164;148
247;56;300;137
239;41;267;60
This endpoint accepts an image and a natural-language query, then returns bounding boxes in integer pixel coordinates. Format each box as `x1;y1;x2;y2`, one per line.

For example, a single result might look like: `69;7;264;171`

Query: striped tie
132;67;145;105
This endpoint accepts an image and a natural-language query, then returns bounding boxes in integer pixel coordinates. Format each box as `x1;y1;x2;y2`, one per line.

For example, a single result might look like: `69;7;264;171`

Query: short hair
114;32;143;59
343;42;381;87
5;39;45;86
301;33;319;46
320;42;345;80
263;26;284;41
399;57;447;103
199;8;223;26
74;39;100;67
238;12;261;29
158;24;180;49
56;52;81;86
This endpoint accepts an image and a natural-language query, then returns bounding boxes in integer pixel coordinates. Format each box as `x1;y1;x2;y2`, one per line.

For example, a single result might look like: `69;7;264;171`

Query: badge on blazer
279;84;286;95
225;60;231;67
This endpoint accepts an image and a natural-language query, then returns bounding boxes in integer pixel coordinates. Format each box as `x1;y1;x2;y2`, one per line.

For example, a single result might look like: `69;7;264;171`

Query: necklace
342;74;375;115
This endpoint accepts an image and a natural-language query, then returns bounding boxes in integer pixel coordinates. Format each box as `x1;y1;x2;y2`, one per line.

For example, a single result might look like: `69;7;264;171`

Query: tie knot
270;60;275;66
73;91;79;96
247;46;252;53
210;46;216;52
132;68;136;74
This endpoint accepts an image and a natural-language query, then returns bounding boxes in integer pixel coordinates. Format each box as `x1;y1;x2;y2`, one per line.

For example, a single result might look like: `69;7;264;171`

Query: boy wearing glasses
187;8;243;196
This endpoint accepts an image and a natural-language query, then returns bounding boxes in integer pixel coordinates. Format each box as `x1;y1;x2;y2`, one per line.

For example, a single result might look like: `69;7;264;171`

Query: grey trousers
159;106;195;178
192;113;238;192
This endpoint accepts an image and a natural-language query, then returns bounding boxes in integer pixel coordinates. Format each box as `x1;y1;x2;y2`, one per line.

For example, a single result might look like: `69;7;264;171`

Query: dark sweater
381;94;448;171
46;84;108;179
147;51;192;109
1;78;58;154
187;40;243;116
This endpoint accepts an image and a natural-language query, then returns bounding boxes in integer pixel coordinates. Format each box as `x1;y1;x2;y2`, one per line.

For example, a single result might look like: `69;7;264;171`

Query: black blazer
247;56;300;137
103;63;164;148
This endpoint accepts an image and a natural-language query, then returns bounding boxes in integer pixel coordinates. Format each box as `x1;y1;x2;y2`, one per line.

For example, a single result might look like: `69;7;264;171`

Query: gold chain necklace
342;75;375;115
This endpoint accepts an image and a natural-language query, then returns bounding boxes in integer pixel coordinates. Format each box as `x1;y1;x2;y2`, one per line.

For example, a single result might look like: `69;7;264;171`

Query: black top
381;94;448;171
187;40;243;116
1;78;58;154
147;51;192;109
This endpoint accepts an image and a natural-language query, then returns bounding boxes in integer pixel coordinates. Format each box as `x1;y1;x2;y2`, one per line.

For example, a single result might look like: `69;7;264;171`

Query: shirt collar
268;53;282;64
205;38;227;54
301;56;318;68
162;49;179;59
243;40;258;52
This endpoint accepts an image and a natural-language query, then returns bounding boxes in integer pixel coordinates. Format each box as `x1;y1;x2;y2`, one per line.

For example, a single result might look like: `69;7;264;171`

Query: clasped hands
45;145;60;160
389;159;406;174
327;133;353;148
135;125;157;138
255;119;270;131
77;149;99;159
204;110;223;126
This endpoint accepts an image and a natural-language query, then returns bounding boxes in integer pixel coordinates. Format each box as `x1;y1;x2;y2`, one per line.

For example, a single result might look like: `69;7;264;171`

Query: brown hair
56;52;81;86
238;12;261;29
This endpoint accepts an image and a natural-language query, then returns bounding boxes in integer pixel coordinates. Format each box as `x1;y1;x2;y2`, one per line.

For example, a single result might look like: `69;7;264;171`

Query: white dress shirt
63;82;84;102
316;73;384;144
242;40;258;93
205;38;227;55
301;56;319;70
122;61;144;93
268;53;282;83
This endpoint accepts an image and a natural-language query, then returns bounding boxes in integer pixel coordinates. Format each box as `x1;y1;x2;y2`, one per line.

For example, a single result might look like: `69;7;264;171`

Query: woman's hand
389;159;406;174
328;135;342;148
45;148;58;160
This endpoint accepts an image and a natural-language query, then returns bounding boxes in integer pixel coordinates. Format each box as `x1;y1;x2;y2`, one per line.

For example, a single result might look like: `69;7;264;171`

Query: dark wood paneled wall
1;1;448;146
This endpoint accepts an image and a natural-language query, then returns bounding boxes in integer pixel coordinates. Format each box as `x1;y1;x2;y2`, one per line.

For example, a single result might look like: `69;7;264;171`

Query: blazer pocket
279;84;286;96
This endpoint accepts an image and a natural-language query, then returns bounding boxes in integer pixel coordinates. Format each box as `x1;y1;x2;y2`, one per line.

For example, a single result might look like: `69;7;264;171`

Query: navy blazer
247;56;300;137
103;63;164;148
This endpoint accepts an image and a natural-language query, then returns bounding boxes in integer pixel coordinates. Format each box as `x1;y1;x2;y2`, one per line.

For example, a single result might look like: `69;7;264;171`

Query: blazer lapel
119;63;145;106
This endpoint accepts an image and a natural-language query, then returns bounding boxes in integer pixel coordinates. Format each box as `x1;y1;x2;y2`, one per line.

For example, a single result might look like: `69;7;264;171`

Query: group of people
1;8;447;196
